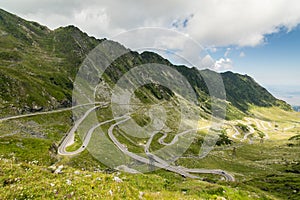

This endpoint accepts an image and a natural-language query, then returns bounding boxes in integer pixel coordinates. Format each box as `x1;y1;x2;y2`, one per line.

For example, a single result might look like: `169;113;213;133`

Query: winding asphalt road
0;102;235;181
230;118;271;141
0;102;103;122
142;127;234;181
244;118;270;139
57;103;110;155
232;125;240;139
106;117;203;179
56;108;235;181
57;105;234;181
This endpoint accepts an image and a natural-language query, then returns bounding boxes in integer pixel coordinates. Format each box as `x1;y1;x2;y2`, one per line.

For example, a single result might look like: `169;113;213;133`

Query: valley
0;99;299;199
0;8;299;200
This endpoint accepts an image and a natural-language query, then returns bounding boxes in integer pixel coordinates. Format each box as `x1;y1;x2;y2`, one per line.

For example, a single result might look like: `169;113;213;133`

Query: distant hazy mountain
293;106;300;112
267;85;300;107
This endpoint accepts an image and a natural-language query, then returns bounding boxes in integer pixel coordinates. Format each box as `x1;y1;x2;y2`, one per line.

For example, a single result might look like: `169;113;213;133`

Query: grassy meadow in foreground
0;106;299;199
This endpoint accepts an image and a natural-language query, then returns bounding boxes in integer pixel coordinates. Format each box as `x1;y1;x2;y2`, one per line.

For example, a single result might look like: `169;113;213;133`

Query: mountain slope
221;71;290;111
0;9;299;200
0;8;290;118
0;9;101;115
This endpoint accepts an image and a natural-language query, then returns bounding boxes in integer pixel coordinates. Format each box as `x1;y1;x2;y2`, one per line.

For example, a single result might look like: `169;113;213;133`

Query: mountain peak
0;8;291;116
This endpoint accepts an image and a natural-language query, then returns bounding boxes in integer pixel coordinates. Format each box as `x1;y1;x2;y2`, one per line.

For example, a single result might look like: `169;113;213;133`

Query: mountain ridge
0;8;299;200
0;8;291;118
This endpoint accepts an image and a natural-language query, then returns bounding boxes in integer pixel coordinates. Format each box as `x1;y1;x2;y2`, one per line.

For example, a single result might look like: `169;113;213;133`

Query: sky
0;0;299;105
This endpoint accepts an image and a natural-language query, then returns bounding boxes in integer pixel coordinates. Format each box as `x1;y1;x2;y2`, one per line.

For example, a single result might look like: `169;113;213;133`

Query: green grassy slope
221;72;290;112
0;8;101;116
0;8;299;200
1;156;276;199
0;8;290;118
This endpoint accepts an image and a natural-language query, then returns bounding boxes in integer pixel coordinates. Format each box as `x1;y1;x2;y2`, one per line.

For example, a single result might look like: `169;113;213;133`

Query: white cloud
214;58;233;71
1;0;300;72
1;0;300;48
